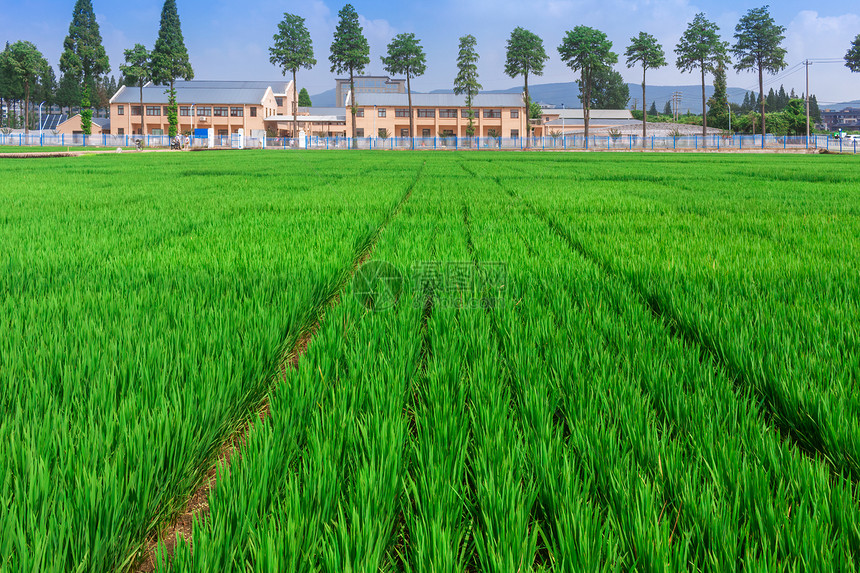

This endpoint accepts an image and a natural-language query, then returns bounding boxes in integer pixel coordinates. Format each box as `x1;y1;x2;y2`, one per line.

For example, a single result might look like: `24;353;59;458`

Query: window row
368;108;518;119
371;128;522;138
125;106;256;117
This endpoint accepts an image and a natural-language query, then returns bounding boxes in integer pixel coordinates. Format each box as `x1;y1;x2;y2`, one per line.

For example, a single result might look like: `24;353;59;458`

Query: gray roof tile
110;80;288;105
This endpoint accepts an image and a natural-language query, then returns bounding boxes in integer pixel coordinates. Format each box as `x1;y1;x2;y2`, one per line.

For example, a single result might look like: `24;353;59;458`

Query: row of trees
0;40;124;130
5;4;860;137
267;5;624;144
265;4;827;145
117;0;193;137
0;41;50;130
0;0;192;135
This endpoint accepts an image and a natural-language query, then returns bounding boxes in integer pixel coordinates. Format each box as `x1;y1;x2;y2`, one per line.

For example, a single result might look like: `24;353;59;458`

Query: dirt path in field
0;149;179;159
132;163;424;573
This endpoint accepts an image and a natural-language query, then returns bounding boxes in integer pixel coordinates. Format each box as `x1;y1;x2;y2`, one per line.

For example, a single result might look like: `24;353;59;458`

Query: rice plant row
159;152;858;572
485;153;860;482
2;151;858;572
461;164;860;570
0;151;424;572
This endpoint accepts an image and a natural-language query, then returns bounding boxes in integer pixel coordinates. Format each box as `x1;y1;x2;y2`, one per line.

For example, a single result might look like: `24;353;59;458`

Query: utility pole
804;60;811;148
671;91;682;123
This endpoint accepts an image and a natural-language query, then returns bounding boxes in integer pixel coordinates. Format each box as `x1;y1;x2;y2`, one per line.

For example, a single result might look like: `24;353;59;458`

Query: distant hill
307;88;336;107
312;81;756;114
822;100;860;110
431;82;753;114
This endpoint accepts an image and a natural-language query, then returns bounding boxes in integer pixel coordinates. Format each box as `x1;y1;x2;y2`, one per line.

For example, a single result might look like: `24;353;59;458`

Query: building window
230;107;243;117
378;108;386;117
251;107;258;117
356;128;364;137
395;109;410;118
355;109;364;117
275;97;283;107
417;109;435;118
180;106;192;116
117;105;124;116
146;106;160;116
197;107;211;117
461;109;476;118
218;129;228;136
422;128;431;137
483;109;501;118
213;107;229;117
400;128;409;137
164;106;174;115
439;109;457;118
511;129;519;138
131;105;142;116
117;127;124;135
511;110;519;119
378;128;388;137
152;128;163;135
441;129;454;136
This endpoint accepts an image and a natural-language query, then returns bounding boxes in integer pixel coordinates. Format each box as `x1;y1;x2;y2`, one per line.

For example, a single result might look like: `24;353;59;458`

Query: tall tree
732;5;786;138
0;42;20;127
579;66;629;110
777;84;788;110
298;87;312;107
649;101;658;116
0;41;49;132
329;4;370;142
663;100;673;116
809;94;820;123
625;31;667;139
270;13;316;139
94;75;110;109
707;60;729;129
381;33;426;138
454;34;481;138
558;25;618;142
119;43;150;135
783;98;806;135
846;34;860;72
60;0;110;135
56;73;80;114
504;27;548;144
151;0;193;138
35;65;58;108
765;87;777;112
675;13;728;143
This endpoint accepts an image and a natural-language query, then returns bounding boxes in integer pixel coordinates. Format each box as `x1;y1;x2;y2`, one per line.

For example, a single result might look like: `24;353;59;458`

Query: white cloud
357;15;398;76
784;10;860;103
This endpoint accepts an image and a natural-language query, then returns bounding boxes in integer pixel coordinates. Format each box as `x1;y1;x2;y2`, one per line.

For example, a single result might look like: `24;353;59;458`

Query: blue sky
2;0;858;104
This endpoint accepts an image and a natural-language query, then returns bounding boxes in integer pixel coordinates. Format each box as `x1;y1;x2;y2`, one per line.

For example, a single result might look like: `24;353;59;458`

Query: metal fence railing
1;133;858;153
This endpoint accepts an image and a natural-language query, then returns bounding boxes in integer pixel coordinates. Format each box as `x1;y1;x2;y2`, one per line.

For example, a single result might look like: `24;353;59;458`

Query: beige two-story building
108;80;296;137
347;93;527;138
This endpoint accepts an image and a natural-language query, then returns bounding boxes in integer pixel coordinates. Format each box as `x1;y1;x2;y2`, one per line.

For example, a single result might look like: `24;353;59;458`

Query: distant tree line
1;0;191;135
636;79;821;135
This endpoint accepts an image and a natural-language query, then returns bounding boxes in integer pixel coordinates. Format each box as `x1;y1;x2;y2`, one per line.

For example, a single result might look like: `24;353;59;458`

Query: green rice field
1;151;859;572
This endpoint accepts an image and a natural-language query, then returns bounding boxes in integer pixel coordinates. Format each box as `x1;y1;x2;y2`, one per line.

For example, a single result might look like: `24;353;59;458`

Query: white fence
1;133;858;153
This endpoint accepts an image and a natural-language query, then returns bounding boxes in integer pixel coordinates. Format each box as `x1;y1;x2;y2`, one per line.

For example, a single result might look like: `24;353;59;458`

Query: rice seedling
2;150;858;572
